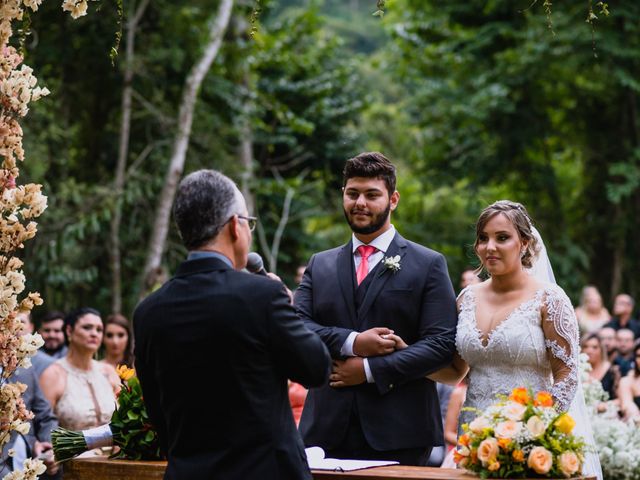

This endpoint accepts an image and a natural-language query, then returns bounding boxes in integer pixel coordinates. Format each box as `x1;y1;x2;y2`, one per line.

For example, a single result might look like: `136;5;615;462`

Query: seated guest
575;285;610;334
100;314;134;369
444;379;468;446
425;383;454;466
288;381;307;427
617;341;640;422
294;265;307;287
613;328;635;377
459;268;480;291
40;308;120;431
605;294;640;338
598;327;618;363
581;333;618;399
18;312;53;378
0;315;60;478
2;366;59;478
440;379;468;468
37;311;68;359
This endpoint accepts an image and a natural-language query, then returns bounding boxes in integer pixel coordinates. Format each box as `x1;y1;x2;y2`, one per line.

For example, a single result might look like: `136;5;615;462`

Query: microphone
246;252;268;276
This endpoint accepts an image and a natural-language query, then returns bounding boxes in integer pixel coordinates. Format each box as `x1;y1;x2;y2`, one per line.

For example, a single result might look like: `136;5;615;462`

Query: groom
295;152;458;465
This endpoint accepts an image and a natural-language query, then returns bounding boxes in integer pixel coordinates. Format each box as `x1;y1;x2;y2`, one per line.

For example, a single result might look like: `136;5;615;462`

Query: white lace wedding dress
456;283;603;479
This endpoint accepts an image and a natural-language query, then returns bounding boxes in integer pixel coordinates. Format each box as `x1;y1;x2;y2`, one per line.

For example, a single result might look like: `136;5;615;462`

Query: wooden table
63;457;596;480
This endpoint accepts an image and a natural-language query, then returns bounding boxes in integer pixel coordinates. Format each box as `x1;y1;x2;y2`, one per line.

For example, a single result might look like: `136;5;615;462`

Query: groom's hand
329;358;366;387
353;327;396;357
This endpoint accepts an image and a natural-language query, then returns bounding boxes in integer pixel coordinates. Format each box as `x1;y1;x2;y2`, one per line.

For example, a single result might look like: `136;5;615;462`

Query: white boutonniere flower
382;255;401;273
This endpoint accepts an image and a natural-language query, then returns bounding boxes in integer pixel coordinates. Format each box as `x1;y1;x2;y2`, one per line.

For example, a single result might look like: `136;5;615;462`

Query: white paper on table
304;446;399;472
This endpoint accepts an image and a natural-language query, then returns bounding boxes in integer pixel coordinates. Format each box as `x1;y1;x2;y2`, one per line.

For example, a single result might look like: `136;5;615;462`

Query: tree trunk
610;203;624;299
238;71;254;215
109;0;150;315
140;0;234;296
268;186;294;273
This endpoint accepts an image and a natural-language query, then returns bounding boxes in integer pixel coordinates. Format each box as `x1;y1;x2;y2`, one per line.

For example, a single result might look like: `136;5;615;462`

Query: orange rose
512;449;525;463
558;451;580;477
509;387;530;405
534;391;553;407
488;460;500;472
497;437;511;450
527;446;553;474
477;437;499;465
458;433;471;447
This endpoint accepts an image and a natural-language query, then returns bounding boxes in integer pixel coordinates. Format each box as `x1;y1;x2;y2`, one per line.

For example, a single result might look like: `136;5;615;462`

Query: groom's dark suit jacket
295;233;457;451
134;257;331;480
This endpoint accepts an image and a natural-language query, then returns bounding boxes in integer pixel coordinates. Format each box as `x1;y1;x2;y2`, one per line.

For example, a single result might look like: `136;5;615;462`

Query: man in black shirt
605;294;640;339
613;328;635;377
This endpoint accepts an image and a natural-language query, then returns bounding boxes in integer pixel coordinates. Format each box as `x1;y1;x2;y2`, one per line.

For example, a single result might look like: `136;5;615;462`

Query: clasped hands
329;327;408;388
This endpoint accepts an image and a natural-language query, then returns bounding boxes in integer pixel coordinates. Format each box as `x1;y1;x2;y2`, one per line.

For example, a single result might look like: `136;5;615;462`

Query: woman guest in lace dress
40;308;120;431
427;200;602;478
100;314;134;369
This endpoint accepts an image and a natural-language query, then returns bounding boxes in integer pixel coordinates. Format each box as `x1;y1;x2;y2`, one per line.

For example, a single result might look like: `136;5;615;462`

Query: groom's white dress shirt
340;225;396;383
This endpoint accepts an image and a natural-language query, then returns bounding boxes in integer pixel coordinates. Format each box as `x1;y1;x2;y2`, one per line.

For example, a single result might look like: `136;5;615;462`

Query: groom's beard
343;203;391;235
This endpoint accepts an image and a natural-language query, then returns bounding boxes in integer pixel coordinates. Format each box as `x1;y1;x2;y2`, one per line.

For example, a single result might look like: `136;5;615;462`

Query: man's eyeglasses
237;215;257;232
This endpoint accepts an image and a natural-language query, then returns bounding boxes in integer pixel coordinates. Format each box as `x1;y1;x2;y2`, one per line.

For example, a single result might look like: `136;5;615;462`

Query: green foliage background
12;0;640;318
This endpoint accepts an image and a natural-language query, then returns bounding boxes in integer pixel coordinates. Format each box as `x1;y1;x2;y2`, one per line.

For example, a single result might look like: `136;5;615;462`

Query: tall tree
141;0;234;295
110;0;150;315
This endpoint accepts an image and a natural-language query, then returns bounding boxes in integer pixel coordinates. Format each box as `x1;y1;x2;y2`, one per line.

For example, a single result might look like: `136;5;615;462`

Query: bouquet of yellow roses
454;387;586;479
52;365;164;462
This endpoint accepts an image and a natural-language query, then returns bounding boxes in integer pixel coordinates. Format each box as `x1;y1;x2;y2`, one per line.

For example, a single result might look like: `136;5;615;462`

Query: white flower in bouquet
494;420;522;439
525;415;546;438
468;415;491;434
501;401;526;421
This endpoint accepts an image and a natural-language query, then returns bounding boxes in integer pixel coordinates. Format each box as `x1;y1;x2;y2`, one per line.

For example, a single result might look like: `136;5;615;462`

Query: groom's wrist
339;331;359;357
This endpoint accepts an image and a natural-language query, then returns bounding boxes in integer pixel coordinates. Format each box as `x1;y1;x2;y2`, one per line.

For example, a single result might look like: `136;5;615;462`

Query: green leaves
110;375;163;460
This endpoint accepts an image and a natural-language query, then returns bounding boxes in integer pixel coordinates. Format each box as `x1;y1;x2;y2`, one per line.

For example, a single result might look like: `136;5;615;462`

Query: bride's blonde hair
474;200;540;269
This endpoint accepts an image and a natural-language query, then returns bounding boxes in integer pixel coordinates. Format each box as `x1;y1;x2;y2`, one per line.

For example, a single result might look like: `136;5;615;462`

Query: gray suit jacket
2;366;58;467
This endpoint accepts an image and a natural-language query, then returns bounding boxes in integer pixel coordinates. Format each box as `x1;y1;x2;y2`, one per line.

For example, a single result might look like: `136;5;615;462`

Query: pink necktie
356;245;377;285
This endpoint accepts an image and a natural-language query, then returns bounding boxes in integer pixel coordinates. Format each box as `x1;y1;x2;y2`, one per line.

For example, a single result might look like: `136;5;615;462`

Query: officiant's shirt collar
352;225;396;254
187;250;233;267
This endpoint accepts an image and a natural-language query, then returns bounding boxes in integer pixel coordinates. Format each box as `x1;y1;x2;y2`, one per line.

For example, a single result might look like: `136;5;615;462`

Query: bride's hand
426;352;469;386
383;333;408;350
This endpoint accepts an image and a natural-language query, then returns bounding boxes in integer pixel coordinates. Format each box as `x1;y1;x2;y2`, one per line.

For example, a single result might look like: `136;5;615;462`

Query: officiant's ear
228;215;241;240
390;190;400;211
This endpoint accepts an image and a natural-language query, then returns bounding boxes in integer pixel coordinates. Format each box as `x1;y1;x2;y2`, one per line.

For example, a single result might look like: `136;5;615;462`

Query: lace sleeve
541;286;579;412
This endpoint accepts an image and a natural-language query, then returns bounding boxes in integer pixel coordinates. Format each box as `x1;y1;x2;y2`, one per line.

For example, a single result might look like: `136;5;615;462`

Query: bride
429;200;602;478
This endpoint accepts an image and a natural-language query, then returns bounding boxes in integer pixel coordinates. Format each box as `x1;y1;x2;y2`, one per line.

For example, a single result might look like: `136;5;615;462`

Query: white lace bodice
456;283;579;426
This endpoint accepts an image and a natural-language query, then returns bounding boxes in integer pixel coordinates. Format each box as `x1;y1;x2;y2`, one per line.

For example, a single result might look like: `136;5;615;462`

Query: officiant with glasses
134;169;330;480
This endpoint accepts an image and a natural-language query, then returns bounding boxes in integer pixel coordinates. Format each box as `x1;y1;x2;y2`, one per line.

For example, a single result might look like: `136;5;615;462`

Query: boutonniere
382;255;401;273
